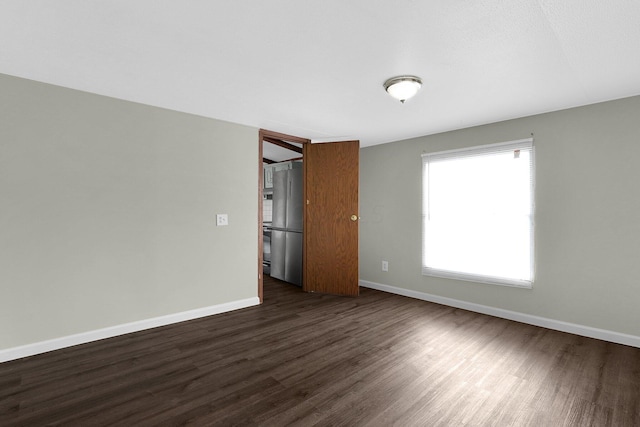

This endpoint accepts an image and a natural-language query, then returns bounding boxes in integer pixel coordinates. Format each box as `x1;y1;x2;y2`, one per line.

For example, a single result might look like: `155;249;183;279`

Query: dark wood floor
1;276;639;426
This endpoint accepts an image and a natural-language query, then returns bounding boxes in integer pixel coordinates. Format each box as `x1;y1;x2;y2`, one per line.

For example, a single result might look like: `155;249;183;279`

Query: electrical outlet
216;213;228;226
382;260;389;272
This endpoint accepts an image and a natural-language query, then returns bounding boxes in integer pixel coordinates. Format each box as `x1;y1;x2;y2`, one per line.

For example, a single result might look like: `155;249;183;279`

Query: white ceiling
2;1;640;148
263;141;302;163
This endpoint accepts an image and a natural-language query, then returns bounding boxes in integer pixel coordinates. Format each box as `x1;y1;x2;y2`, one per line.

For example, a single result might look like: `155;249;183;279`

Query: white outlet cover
216;214;228;226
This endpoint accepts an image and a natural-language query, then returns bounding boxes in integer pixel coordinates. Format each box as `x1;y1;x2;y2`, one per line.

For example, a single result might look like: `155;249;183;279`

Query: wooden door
304;140;359;296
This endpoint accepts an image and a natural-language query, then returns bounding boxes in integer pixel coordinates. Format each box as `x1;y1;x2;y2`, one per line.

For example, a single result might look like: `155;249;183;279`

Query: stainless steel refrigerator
270;167;303;286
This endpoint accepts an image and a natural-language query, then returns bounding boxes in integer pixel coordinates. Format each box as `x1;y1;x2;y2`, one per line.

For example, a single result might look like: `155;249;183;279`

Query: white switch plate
216;214;228;226
382;260;388;272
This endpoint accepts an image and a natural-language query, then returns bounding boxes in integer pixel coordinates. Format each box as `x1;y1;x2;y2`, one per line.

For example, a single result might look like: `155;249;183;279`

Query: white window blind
422;138;534;288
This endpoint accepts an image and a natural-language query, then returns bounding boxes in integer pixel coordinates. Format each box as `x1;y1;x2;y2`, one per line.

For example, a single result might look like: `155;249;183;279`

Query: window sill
422;268;533;289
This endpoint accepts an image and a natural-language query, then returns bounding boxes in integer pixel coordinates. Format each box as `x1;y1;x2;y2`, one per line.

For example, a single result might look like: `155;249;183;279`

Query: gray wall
360;96;640;337
1;74;259;350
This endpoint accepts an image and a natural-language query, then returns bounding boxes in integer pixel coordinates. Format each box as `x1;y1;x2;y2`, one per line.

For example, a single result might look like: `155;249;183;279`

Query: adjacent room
2;1;640;425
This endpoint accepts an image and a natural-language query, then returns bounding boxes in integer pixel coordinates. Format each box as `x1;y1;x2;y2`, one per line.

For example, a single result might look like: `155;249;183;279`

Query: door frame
258;129;310;302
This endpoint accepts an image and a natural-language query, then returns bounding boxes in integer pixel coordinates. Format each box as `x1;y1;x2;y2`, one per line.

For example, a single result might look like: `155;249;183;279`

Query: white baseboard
360;280;640;348
0;297;260;363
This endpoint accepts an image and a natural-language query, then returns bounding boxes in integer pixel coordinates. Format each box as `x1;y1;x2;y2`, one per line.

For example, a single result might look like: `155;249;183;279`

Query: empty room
2;1;640;426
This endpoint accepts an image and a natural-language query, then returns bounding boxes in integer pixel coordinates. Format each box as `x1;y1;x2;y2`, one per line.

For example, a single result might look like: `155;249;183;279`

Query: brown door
303;140;359;296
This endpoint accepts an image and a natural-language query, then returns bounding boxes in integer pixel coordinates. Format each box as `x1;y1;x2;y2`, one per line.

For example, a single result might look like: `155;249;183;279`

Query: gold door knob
350;215;358;222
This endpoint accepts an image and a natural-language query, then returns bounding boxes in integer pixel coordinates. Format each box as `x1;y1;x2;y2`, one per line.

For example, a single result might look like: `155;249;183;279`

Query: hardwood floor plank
1;276;639;426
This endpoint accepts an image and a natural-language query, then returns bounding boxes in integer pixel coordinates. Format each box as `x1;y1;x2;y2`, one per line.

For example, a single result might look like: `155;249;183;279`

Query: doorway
258;130;308;302
258;130;361;302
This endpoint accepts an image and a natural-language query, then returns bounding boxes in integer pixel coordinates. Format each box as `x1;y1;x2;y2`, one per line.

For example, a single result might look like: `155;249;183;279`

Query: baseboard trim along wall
0;297;261;363
360;280;640;348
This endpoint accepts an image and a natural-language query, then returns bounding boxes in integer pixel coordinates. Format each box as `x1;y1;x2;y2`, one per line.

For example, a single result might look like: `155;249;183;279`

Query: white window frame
421;138;535;289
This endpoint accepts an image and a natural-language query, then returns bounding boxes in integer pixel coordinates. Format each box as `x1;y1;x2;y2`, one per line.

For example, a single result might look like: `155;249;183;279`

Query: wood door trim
261;130;309;145
258;129;310;303
258;132;264;302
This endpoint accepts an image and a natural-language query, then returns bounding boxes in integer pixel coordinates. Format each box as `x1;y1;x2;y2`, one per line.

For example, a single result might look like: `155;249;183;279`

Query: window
422;138;534;288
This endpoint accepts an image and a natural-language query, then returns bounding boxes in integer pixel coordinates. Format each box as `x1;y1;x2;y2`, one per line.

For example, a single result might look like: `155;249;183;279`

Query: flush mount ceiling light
383;75;422;103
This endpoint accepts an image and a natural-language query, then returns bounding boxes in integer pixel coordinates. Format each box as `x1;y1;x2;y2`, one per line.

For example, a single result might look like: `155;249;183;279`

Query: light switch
216;214;228;226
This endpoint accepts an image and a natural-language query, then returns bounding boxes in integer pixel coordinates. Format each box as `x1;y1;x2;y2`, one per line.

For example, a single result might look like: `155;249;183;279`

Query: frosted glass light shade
384;76;422;103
